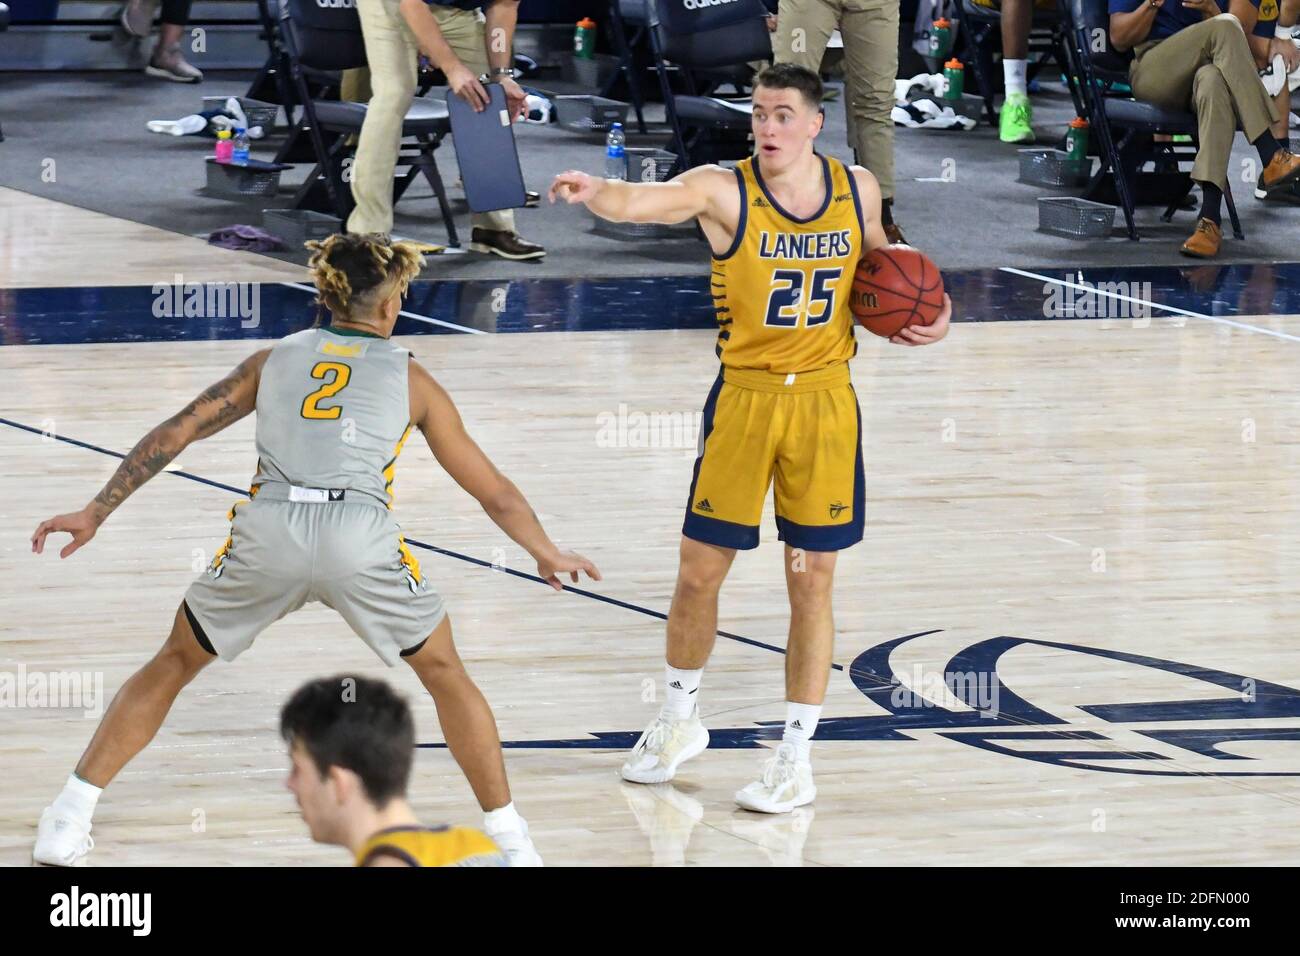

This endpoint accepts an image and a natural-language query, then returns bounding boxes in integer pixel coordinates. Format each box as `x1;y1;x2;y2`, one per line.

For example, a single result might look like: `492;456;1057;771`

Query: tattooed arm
31;349;270;559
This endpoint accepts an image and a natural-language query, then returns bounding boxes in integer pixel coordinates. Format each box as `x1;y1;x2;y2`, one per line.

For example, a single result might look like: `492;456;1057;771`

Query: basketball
850;244;946;338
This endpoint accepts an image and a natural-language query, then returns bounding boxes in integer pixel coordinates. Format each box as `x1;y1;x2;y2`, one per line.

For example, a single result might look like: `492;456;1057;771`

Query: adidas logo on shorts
696;499;713;513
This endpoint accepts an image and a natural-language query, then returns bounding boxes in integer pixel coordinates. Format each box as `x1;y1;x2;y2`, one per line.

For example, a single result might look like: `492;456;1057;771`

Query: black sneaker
469;228;545;260
1255;179;1300;205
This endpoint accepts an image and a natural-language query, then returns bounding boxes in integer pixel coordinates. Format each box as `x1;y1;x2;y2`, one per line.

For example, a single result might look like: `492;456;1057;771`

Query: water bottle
942;59;964;101
232;127;250;165
574;17;596;59
1066;117;1090;162
928;18;951;60
604;122;626;180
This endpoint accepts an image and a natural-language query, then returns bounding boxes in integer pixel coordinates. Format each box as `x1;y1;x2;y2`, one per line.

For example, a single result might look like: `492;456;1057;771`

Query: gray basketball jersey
252;327;413;505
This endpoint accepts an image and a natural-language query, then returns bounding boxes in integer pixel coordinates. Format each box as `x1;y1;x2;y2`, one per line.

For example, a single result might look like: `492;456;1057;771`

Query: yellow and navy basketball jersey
354;825;508;867
712;153;864;374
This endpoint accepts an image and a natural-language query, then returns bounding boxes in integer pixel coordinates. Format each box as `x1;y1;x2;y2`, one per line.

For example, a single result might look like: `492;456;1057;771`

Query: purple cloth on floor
207;224;287;253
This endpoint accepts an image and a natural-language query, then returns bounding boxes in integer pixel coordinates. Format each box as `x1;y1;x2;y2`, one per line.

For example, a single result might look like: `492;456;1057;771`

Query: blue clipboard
445;84;527;213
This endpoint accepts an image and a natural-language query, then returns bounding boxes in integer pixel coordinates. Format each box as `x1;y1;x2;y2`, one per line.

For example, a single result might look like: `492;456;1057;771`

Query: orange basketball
850;244;945;338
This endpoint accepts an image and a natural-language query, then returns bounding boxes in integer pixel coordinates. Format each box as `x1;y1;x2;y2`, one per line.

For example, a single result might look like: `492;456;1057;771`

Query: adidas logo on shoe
790;719;803;729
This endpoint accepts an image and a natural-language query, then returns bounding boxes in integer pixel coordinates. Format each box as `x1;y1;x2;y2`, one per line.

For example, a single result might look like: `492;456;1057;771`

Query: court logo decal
445;630;1300;777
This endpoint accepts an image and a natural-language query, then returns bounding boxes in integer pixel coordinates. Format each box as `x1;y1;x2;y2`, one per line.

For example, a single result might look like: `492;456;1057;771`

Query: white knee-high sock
1004;59;1029;98
662;664;702;720
51;774;102;824
782;702;822;764
484;801;525;834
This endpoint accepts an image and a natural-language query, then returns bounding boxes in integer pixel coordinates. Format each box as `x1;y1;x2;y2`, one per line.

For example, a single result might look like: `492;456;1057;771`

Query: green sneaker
999;93;1034;144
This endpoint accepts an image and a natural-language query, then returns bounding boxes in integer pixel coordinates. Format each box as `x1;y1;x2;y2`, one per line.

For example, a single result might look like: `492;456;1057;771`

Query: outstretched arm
548;164;724;225
31;349;269;558
408;360;601;590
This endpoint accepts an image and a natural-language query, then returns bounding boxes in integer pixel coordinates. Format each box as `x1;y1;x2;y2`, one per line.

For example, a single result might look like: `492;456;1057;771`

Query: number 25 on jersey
763;267;841;328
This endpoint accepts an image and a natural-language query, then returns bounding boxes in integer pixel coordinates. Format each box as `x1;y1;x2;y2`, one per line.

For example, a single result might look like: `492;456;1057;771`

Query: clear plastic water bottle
232;127;250;165
604;123;626;180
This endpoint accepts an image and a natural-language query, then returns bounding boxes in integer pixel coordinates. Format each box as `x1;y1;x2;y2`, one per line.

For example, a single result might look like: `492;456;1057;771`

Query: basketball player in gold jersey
281;675;507;866
550;63;950;813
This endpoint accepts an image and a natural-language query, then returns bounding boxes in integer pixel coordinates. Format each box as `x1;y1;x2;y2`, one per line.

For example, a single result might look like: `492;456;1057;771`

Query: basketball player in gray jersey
30;234;598;867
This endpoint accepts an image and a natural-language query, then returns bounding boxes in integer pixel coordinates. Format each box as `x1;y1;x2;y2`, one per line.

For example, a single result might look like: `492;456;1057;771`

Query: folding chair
276;0;459;245
645;0;773;174
953;0;1084;127
1063;0;1242;241
603;0;651;133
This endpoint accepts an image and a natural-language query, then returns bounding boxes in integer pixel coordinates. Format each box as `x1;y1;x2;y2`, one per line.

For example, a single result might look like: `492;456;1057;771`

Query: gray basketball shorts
184;488;446;666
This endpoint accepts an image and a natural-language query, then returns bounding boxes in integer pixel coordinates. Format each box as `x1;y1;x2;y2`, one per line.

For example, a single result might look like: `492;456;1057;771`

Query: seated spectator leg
348;0;420;236
1190;63;1232;217
1198;14;1279;146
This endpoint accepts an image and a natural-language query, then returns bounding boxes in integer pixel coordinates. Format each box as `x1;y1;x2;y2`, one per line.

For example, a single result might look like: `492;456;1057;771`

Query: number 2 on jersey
763;267;841;328
300;361;351;420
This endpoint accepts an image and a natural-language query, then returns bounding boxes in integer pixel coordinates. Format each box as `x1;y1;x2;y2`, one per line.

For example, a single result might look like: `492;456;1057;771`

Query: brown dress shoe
1259;149;1300;192
883;222;907;245
469;228;545;260
1179;217;1222;258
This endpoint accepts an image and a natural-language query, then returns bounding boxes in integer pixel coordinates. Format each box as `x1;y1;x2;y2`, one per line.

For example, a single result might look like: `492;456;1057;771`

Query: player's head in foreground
751;63;825;174
281;675;417;850
305;233;425;337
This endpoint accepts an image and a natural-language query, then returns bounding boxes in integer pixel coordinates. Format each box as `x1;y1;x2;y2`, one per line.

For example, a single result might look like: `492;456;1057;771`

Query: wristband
1277;24;1295;39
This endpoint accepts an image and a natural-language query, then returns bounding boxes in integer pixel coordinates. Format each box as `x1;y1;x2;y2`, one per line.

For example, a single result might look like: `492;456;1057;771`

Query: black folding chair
277;0;459;245
604;0;651;133
1063;0;1242;241
645;0;773;174
953;0;1083;127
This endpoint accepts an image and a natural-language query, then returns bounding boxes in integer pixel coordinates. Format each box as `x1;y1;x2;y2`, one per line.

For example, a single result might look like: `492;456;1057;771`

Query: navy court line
1;416;838;671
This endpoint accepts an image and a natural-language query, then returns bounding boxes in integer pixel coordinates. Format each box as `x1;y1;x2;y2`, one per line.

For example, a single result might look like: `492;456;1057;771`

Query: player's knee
787;571;834;611
403;642;465;684
675;562;728;600
786;553;836;607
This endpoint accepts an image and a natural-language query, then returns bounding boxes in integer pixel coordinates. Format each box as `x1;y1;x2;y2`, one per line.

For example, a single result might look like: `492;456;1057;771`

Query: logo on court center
480;631;1300;777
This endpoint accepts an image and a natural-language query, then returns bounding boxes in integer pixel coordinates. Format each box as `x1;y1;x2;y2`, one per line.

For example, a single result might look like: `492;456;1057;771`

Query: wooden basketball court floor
2;189;1299;867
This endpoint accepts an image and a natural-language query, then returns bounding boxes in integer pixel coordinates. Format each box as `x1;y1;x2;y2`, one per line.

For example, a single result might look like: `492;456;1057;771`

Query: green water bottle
1066;116;1090;161
943;58;964;101
574;17;596;59
928;18;951;60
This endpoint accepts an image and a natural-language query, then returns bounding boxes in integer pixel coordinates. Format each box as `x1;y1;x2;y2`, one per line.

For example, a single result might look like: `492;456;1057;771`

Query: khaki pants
1129;14;1278;191
348;0;514;236
772;0;898;199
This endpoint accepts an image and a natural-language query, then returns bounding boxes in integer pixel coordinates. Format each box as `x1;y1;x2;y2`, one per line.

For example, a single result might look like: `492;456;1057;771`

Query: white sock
782;702;822;764
51;774;101;824
662;664;702;720
483;801;525;834
1004;59;1029;98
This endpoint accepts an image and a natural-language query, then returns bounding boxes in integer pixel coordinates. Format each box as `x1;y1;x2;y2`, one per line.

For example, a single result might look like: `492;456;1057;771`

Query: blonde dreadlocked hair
305;233;426;325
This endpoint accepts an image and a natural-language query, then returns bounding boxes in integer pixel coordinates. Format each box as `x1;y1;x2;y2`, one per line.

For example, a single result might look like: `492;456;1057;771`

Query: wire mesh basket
1037;196;1116;238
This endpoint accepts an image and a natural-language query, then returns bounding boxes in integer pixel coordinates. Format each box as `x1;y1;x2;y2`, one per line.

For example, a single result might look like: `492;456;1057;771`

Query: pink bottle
215;129;234;163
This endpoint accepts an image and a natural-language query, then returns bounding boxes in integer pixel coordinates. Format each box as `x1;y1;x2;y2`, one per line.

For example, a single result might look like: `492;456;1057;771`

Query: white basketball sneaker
734;743;816;814
484;817;544;867
620;707;709;784
33;807;94;866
